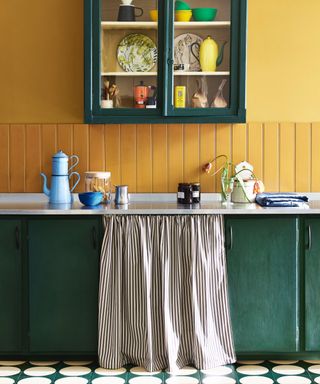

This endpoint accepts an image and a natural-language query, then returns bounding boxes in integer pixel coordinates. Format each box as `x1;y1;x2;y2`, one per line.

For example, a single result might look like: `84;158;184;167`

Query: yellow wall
247;0;320;121
0;1;320;192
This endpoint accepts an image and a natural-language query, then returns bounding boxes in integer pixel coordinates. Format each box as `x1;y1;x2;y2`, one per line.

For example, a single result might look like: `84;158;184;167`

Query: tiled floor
1;360;320;383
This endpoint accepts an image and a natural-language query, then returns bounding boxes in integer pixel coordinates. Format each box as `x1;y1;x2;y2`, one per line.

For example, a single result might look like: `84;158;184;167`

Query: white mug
101;99;113;109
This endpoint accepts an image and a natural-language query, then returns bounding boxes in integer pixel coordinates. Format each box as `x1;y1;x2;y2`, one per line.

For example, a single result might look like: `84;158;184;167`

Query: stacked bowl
175;1;217;22
175;0;192;21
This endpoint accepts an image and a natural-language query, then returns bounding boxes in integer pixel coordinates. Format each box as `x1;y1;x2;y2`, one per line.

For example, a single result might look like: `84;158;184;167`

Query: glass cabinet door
92;0;163;116
164;0;242;117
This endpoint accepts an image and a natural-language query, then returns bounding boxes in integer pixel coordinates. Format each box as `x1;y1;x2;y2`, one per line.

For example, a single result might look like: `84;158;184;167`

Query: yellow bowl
149;10;158;21
175;10;192;22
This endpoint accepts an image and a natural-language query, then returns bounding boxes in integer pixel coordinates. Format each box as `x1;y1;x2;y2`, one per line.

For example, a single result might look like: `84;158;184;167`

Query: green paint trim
86;111;246;124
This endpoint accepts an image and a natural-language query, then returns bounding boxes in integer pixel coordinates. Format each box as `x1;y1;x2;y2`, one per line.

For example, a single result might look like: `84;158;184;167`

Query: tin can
192;182;201;203
175;86;186;108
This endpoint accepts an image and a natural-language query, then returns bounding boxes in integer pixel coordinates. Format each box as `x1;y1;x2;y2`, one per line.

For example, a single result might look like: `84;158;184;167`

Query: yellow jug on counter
191;36;226;72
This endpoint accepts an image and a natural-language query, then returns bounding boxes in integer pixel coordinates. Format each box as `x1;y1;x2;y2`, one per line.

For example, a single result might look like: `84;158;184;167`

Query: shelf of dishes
100;77;229;109
101;71;230;76
101;21;230;30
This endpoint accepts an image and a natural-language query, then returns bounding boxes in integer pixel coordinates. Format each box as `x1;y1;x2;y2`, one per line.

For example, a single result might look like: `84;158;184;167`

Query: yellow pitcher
191;36;226;72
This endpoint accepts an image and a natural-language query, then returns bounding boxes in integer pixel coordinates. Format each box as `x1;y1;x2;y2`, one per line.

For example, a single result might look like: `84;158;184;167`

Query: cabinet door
226;216;299;352
163;0;246;122
0;219;22;352
305;217;320;351
28;218;101;353
88;0;164;122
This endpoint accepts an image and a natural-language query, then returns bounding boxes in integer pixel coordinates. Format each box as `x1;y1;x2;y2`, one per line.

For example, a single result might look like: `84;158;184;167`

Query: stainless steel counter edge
0;193;320;215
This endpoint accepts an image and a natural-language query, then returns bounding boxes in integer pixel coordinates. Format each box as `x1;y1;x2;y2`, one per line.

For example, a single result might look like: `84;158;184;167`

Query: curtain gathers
98;215;235;372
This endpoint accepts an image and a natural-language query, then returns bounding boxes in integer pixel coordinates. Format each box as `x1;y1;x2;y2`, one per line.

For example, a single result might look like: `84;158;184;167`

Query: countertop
0;193;320;215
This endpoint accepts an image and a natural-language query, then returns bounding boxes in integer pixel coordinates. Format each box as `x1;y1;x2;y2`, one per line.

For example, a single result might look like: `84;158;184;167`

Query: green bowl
192;8;217;21
175;0;191;11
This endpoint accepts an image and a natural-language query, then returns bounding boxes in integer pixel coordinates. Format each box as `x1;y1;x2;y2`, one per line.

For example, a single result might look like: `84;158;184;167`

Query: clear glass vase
221;177;234;205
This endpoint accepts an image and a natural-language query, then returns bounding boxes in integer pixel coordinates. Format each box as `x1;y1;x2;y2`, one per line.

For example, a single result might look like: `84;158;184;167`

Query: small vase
221;177;234;205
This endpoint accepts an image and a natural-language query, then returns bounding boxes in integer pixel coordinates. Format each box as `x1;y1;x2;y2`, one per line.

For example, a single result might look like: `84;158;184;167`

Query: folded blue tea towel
256;193;309;207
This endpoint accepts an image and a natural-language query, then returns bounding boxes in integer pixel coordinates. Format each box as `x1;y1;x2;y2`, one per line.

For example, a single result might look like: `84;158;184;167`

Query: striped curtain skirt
98;215;235;372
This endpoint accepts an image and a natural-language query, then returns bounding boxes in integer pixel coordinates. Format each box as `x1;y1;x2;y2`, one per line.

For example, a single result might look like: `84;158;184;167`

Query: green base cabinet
304;217;320;352
0;219;23;353
28;218;101;354
226;216;299;353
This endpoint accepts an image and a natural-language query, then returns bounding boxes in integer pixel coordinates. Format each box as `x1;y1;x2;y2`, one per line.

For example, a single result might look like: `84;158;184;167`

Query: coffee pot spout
40;173;50;197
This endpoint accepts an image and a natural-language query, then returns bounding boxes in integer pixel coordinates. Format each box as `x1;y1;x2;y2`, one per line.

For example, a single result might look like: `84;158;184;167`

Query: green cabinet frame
84;0;247;124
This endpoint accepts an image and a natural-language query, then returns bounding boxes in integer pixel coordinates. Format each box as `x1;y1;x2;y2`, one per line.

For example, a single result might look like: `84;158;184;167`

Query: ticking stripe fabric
98;215;235;372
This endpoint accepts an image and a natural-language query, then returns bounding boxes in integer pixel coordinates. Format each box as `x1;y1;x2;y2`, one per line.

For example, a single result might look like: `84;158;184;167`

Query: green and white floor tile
1;360;320;383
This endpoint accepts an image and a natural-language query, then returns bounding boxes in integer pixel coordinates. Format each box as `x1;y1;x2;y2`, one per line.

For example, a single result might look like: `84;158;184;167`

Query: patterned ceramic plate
117;34;157;72
174;33;203;72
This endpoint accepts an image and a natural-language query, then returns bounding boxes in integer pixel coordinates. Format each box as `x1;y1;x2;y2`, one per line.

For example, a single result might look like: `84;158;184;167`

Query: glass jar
84;171;112;202
177;183;193;204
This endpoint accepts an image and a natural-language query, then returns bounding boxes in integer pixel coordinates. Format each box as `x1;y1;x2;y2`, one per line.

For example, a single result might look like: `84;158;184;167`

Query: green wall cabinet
84;0;247;123
0;219;23;353
304;217;320;352
28;218;101;354
226;216;300;353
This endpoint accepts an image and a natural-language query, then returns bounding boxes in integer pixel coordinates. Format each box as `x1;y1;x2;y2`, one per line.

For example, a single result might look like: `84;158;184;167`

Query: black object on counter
178;182;201;204
178;183;193;204
256;193;308;207
192;182;201;203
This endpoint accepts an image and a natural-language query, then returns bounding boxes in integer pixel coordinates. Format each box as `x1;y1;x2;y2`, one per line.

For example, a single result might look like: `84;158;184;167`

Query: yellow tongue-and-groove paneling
0;123;318;193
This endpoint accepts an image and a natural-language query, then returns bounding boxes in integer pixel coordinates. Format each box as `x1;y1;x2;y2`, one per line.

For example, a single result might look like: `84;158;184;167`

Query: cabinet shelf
174;71;230;76
102;72;157;77
175;21;231;29
101;21;231;30
102;71;229;77
101;21;157;30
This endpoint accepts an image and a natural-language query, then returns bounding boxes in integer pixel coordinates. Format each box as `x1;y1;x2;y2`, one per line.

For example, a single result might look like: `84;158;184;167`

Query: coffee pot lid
52;150;68;159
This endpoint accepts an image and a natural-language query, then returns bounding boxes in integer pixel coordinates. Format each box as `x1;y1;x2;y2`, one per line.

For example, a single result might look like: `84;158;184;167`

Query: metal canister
191;182;201;203
115;185;129;205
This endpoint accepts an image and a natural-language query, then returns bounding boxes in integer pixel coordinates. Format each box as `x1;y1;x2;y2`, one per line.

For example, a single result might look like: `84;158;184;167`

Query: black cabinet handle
15;226;20;250
306;225;312;251
226;225;233;251
92;226;97;250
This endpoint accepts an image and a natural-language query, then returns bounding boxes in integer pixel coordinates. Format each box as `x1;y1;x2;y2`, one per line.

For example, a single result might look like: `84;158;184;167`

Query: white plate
174;33;203;72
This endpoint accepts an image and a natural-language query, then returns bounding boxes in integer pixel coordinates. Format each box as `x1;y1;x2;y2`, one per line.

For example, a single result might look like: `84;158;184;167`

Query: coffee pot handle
69;172;80;192
69;155;79;172
190;42;200;63
134;7;143;17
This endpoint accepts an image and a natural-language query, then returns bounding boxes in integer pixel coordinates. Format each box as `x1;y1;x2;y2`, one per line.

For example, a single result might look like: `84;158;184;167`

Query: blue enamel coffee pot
40;150;80;204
